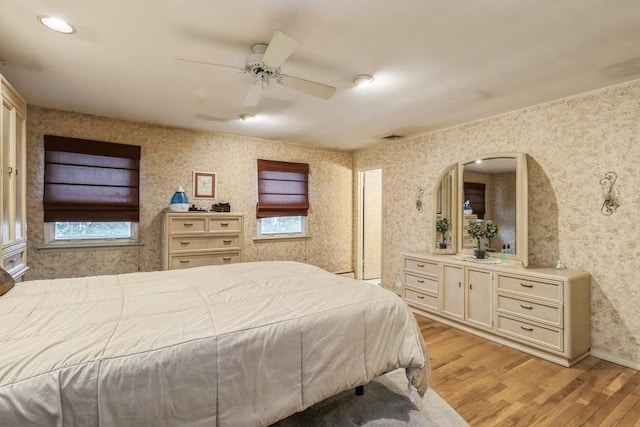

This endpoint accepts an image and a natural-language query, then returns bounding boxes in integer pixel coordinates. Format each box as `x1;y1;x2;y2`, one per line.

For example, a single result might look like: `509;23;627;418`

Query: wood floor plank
417;315;640;426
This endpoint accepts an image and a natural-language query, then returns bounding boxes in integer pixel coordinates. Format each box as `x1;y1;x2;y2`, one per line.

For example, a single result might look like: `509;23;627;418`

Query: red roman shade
257;159;309;218
43;135;141;222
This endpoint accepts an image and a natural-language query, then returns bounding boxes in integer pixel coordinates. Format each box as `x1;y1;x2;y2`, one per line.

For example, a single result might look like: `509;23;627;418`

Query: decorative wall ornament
416;186;424;213
600;171;618;216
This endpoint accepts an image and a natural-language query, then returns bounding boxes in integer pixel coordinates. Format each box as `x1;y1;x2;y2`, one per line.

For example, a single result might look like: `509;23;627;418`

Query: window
42;135;141;247
257;159;309;238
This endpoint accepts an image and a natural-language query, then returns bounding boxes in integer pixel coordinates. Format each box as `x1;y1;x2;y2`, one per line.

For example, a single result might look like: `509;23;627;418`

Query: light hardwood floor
416;315;640;426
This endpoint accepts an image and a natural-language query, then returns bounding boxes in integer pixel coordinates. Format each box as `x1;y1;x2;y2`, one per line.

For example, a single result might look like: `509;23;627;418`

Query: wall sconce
416;186;424;213
600;172;618;216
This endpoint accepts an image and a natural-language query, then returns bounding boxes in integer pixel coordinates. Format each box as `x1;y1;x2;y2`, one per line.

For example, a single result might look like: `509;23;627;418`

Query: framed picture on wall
193;171;217;199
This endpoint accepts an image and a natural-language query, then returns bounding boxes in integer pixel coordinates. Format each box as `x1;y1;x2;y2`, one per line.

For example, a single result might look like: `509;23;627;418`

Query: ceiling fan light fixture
38;15;76;34
353;74;374;87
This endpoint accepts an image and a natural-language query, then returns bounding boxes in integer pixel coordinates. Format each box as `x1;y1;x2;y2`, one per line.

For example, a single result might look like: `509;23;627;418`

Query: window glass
54;222;133;240
259;216;305;236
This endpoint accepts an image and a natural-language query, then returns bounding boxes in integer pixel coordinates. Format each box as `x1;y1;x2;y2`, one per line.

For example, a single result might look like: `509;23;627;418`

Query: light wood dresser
161;211;244;270
402;251;591;367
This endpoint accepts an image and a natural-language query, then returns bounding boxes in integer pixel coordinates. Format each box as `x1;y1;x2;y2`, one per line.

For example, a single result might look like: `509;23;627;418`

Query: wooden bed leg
355;385;364;396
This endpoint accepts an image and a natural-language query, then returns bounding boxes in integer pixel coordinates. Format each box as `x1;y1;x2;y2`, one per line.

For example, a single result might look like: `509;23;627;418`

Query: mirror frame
431;165;457;254
432;152;528;267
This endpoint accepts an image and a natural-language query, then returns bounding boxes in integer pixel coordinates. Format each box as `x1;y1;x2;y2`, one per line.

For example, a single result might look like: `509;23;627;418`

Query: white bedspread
0;261;429;426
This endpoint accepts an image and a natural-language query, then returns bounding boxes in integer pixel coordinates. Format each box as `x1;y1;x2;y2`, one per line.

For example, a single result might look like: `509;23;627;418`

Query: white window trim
39;222;141;251
255;216;308;241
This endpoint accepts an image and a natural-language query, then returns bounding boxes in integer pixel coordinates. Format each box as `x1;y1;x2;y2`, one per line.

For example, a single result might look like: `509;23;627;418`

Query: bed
0;261;429;426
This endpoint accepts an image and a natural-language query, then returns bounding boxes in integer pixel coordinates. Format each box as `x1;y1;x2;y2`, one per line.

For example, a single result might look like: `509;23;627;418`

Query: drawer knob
179;260;190;264
416;263;424;268
520;283;534;288
183;223;194;227
223;256;232;261
9;258;16;263
220;223;229;227
223;239;232;244
469;283;473;290
417;295;425;300
458;281;461;288
417;279;424;284
520;326;534;332
520;304;533;310
180;241;191;245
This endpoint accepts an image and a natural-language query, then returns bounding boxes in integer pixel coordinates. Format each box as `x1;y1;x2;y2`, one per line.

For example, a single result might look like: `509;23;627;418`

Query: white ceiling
1;1;639;150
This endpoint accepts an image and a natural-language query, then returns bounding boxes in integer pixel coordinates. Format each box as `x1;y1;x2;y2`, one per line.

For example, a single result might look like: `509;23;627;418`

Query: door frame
356;166;384;282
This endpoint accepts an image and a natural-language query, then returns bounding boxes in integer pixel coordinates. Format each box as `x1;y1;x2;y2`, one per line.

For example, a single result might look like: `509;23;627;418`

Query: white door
358;168;382;282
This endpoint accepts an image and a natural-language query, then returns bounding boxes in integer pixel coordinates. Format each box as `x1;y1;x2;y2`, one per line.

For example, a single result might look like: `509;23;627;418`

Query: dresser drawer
170;253;241;269
169;217;207;233
170;235;240;252
497;274;562;303
3;250;25;272
404;272;438;293
404;258;438;276
209;217;241;232
404;288;438;310
496;315;563;351
497;295;562;327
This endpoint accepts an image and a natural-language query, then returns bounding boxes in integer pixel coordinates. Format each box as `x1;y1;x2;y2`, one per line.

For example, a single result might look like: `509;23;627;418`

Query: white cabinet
402;251;591;367
0;75;27;280
465;267;492;329
440;264;492;329
441;264;464;319
161;211;244;270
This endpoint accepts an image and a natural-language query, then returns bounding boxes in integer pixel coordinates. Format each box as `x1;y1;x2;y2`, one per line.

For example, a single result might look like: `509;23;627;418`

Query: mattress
0;261;429;426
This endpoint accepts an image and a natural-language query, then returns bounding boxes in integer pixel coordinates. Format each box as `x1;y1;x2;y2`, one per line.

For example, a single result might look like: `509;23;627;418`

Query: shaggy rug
272;369;469;426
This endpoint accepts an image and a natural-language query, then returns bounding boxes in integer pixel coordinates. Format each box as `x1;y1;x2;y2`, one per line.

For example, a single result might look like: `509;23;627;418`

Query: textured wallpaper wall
353;79;640;365
25;107;353;280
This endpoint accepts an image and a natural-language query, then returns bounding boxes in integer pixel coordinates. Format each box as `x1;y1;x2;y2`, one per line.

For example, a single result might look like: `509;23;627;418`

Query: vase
474;249;485;259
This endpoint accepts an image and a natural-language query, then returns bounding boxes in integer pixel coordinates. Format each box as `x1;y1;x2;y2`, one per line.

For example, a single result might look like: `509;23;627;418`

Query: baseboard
590;349;640;371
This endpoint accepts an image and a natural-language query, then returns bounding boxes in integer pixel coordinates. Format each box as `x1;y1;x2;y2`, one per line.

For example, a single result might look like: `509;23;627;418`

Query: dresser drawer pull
220;223;229;227
9;258;16;263
222;256;232;261
458;281;461;288
180;241;191;245
223;239;232;244
416;279;425;284
520;304;533;310
416;295;425;300
520;326;534;332
179;260;190;264
520;283;534;288
183;223;194;227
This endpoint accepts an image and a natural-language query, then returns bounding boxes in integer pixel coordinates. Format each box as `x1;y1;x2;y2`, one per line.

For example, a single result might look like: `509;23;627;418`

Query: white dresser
161;211;244;270
402;251;591;367
1;75;28;281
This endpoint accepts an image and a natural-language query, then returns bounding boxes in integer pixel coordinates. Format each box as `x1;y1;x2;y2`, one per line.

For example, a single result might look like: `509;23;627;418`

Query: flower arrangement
436;218;450;246
467;220;498;250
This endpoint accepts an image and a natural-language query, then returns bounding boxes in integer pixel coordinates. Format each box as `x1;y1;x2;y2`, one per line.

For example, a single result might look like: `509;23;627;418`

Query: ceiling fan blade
242;83;263;107
278;75;336;100
175;58;245;73
262;30;300;70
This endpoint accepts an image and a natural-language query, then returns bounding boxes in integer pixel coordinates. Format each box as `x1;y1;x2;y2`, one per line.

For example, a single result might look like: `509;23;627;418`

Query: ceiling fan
177;30;336;107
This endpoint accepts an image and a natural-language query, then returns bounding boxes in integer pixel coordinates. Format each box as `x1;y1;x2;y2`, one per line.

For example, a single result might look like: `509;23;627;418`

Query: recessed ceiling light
38;15;76;34
353;74;375;87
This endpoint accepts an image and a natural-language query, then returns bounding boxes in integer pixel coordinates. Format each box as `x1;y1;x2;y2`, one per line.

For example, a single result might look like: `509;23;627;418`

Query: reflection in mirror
433;166;456;252
461;157;517;253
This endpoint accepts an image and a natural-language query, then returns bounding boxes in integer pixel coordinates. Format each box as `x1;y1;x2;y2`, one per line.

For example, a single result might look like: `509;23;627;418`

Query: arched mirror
432;166;456;253
432;152;528;266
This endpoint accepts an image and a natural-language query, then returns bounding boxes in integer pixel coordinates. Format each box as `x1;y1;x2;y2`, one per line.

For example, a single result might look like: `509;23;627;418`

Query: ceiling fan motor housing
246;43;279;78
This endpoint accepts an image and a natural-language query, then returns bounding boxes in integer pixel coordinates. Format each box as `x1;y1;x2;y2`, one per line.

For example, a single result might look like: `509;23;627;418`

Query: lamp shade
169;186;189;212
